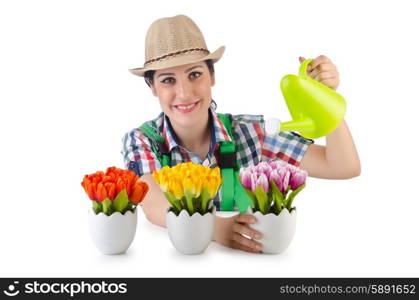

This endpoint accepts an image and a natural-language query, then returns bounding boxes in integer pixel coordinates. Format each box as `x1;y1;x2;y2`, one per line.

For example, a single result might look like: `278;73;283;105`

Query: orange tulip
105;182;116;200
116;177;125;196
95;183;107;202
124;174;133;196
86;183;95;200
81;176;96;200
130;181;149;204
82;166;149;206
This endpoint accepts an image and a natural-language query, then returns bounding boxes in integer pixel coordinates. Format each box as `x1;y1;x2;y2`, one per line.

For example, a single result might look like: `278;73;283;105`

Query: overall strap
138;124;171;167
217;113;252;213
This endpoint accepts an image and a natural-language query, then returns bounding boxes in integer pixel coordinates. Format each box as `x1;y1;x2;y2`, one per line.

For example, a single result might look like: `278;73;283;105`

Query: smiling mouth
174;100;200;112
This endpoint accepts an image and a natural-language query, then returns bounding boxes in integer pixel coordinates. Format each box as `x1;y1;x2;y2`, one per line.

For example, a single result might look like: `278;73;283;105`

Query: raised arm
299;120;361;179
298;55;361;179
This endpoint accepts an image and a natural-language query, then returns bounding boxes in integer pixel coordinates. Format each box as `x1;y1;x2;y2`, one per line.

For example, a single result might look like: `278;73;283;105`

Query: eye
189;71;202;80
161;77;175;84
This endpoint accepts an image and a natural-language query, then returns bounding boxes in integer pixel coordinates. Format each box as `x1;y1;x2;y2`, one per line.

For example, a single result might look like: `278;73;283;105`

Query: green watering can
265;59;346;139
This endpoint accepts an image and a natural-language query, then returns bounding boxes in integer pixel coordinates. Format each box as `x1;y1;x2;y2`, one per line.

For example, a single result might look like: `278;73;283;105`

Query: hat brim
129;46;225;77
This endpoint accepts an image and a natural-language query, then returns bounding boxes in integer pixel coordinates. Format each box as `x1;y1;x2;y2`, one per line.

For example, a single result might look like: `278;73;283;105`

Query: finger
319;78;338;90
232;232;263;251
235;213;256;224
309;63;335;78
299;56;306;63
315;62;336;73
309;55;330;70
314;71;337;82
230;240;260;253
233;222;262;240
310;66;337;79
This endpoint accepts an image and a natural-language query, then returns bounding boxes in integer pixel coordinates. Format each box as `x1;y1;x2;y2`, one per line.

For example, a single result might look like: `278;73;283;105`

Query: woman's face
150;62;215;128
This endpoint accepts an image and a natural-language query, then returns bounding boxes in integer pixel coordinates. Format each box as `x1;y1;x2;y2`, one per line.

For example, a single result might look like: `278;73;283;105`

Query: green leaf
102;198;112;216
92;200;102;214
267;192;276;214
193;196;201;214
285;184;306;210
270;180;284;212
200;187;212;213
124;202;135;214
244;188;258;210
285;185;292;198
254;186;268;215
164;191;182;214
113;189;129;213
184;190;195;215
180;196;188;211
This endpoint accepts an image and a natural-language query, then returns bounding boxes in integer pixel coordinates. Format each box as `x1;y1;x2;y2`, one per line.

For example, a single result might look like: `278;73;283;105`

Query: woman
121;15;361;253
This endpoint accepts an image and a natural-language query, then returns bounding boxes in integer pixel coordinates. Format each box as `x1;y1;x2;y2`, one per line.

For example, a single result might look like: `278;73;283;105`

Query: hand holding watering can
266;55;345;139
300;55;340;91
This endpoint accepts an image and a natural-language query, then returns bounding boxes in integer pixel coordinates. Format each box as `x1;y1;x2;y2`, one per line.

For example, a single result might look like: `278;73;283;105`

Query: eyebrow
157;65;204;79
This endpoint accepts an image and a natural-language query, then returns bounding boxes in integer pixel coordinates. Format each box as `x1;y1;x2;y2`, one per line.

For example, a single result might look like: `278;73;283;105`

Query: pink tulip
282;170;290;193
271;168;287;191
256;162;272;178
240;169;253;190
251;172;258;192
268;160;284;170
239;168;245;180
269;168;281;187
248;165;256;173
240;161;306;195
286;164;298;176
268;160;277;169
256;173;269;193
290;169;307;190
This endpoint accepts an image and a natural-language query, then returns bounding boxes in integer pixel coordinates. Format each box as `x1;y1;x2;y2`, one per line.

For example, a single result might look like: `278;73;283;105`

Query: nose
175;77;194;102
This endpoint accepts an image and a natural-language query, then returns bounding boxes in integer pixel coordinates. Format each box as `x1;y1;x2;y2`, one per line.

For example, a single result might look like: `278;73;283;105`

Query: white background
1;0;418;277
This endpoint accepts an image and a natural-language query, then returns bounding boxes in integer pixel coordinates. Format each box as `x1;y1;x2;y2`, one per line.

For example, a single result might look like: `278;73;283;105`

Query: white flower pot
248;207;297;254
88;208;137;255
166;207;215;255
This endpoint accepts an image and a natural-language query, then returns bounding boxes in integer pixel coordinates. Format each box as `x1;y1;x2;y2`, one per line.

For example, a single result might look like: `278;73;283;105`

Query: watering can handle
299;58;314;78
266;59;315;136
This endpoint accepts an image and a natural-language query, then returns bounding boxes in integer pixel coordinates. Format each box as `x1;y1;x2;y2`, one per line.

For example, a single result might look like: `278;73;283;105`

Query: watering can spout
275;58;346;139
265;117;315;136
280;117;314;133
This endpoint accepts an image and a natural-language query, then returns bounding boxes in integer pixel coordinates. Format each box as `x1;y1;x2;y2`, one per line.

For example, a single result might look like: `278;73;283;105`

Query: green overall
138;113;252;213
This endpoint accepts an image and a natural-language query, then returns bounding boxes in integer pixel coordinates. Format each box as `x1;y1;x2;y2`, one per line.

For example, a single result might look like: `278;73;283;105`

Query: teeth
177;102;197;110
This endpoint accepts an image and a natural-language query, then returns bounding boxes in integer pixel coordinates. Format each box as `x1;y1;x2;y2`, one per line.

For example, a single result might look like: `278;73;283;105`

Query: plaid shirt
121;108;314;210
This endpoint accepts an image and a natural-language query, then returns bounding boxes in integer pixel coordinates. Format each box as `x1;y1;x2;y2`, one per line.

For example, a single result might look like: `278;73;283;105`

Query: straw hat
129;15;225;77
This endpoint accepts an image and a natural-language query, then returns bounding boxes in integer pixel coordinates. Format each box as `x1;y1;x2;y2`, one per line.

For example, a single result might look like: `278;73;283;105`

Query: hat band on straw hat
144;48;210;66
130;45;224;77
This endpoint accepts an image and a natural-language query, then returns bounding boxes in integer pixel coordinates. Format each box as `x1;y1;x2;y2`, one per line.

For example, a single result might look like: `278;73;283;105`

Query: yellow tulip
195;177;204;197
204;177;216;198
169;179;184;199
183;176;194;194
184;173;202;197
199;168;220;199
153;163;223;214
152;171;160;183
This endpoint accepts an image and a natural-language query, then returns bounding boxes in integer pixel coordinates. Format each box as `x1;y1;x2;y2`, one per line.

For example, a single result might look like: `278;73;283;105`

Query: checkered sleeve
261;122;314;167
121;128;162;176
